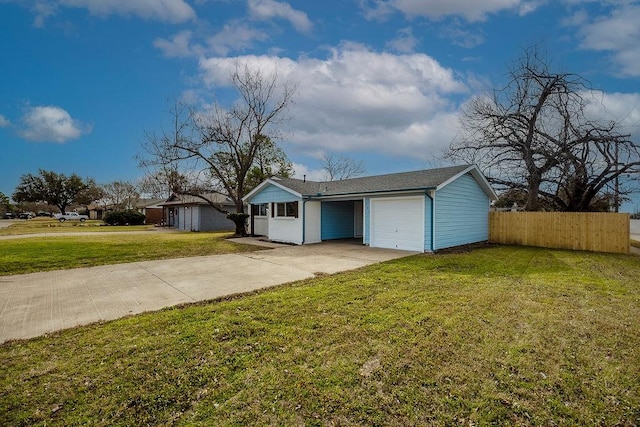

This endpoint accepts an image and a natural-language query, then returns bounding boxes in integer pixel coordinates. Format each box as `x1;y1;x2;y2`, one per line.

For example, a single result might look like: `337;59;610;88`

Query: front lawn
0;232;260;276
0;217;151;236
1;246;638;425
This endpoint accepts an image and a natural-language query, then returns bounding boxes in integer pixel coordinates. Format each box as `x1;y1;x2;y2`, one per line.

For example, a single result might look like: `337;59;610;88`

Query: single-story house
160;193;236;232
135;199;164;225
243;164;498;252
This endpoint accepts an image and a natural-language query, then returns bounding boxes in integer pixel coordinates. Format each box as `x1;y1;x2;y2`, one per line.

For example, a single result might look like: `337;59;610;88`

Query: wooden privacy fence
489;212;630;254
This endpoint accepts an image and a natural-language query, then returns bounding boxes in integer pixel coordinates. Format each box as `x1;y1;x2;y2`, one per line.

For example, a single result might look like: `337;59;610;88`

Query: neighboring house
243;164;498;252
160;193;236;232
135;199;164;225
88;199;164;224
87;204;107;220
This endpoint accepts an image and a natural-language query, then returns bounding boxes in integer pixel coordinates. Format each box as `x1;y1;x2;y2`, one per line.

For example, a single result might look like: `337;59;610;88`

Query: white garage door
371;197;425;252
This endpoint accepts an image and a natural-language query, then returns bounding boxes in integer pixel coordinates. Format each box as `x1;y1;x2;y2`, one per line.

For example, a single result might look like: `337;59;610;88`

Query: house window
251;203;268;217
273;201;298;218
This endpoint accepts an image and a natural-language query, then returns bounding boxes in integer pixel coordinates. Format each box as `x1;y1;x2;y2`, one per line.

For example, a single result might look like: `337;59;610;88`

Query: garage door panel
371;197;424;252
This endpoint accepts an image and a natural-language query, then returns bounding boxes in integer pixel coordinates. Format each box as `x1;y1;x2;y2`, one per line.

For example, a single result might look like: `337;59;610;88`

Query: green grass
0;232;260;276
1;245;638;426
0;217;152;235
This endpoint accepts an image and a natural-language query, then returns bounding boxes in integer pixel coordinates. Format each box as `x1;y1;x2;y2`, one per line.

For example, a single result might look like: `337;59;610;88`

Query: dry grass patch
1;246;639;425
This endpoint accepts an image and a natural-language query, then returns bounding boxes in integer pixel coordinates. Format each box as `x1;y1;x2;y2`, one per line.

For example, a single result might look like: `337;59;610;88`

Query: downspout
249;203;255;237
302;199;307;244
428;189;436;251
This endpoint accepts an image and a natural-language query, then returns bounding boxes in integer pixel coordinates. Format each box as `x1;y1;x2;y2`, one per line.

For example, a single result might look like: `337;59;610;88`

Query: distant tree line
7;170;147;218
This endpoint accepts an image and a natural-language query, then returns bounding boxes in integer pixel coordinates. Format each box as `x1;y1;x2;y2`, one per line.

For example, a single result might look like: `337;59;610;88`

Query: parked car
54;212;89;222
3;212;15;219
18;212;35;219
36;211;53;217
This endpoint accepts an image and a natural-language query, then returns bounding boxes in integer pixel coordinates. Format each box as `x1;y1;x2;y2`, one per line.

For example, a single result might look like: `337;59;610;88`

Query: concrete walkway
0;239;414;343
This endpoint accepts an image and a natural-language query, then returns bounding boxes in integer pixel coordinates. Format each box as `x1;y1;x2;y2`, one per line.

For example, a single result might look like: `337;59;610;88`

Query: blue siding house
243;165;497;252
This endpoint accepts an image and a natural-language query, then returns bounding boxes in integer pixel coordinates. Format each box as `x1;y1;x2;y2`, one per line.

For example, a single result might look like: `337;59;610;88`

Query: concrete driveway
0;239;414;343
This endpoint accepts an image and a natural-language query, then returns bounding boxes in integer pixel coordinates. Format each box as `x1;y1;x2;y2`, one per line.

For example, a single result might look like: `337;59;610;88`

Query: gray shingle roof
135;198;164;208
160;193;235;206
272;165;473;197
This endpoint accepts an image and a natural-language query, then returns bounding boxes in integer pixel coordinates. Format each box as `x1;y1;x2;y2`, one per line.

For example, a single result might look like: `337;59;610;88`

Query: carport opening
320;200;364;243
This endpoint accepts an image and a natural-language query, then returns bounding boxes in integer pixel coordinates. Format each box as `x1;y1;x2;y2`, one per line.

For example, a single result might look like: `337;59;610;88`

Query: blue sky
1;0;639;211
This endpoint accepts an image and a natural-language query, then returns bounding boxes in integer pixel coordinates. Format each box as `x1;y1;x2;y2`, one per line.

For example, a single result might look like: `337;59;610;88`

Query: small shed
160;193;236;232
243;164;497;252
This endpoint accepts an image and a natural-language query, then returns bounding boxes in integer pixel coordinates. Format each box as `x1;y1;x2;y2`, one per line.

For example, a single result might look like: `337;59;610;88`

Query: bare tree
137;168;189;200
449;47;640;211
139;65;296;235
100;181;140;211
321;153;366;181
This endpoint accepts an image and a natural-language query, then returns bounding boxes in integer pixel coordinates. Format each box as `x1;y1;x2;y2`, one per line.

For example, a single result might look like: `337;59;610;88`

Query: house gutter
302;187;437;200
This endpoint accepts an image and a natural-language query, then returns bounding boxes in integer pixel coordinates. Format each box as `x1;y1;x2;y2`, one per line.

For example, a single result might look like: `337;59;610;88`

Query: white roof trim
436;164;498;201
242;178;303;202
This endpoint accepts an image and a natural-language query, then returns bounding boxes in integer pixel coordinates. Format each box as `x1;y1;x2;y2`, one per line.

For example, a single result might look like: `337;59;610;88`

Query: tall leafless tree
137;169;189;200
139;65;296;235
449;47;639;211
99;181;140;211
320;153;366;181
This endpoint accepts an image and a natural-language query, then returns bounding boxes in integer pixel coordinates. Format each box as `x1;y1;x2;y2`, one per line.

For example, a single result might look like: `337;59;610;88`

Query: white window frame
273;201;298;218
253;203;268;217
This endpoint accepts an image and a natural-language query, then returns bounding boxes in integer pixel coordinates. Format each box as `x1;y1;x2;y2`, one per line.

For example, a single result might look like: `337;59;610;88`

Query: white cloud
248;0;313;33
206;22;269;56
154;30;195;58
362;0;526;22
291;162;327;181
198;44;467;160
561;9;589;27
575;4;640;77
518;1;544;16
0;115;10;128
583;91;640;140
58;0;195;23
151;1;311;58
19;105;91;143
439;24;485;48
359;0;395;21
386;27;419;53
153;23;269;59
31;0;58;27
